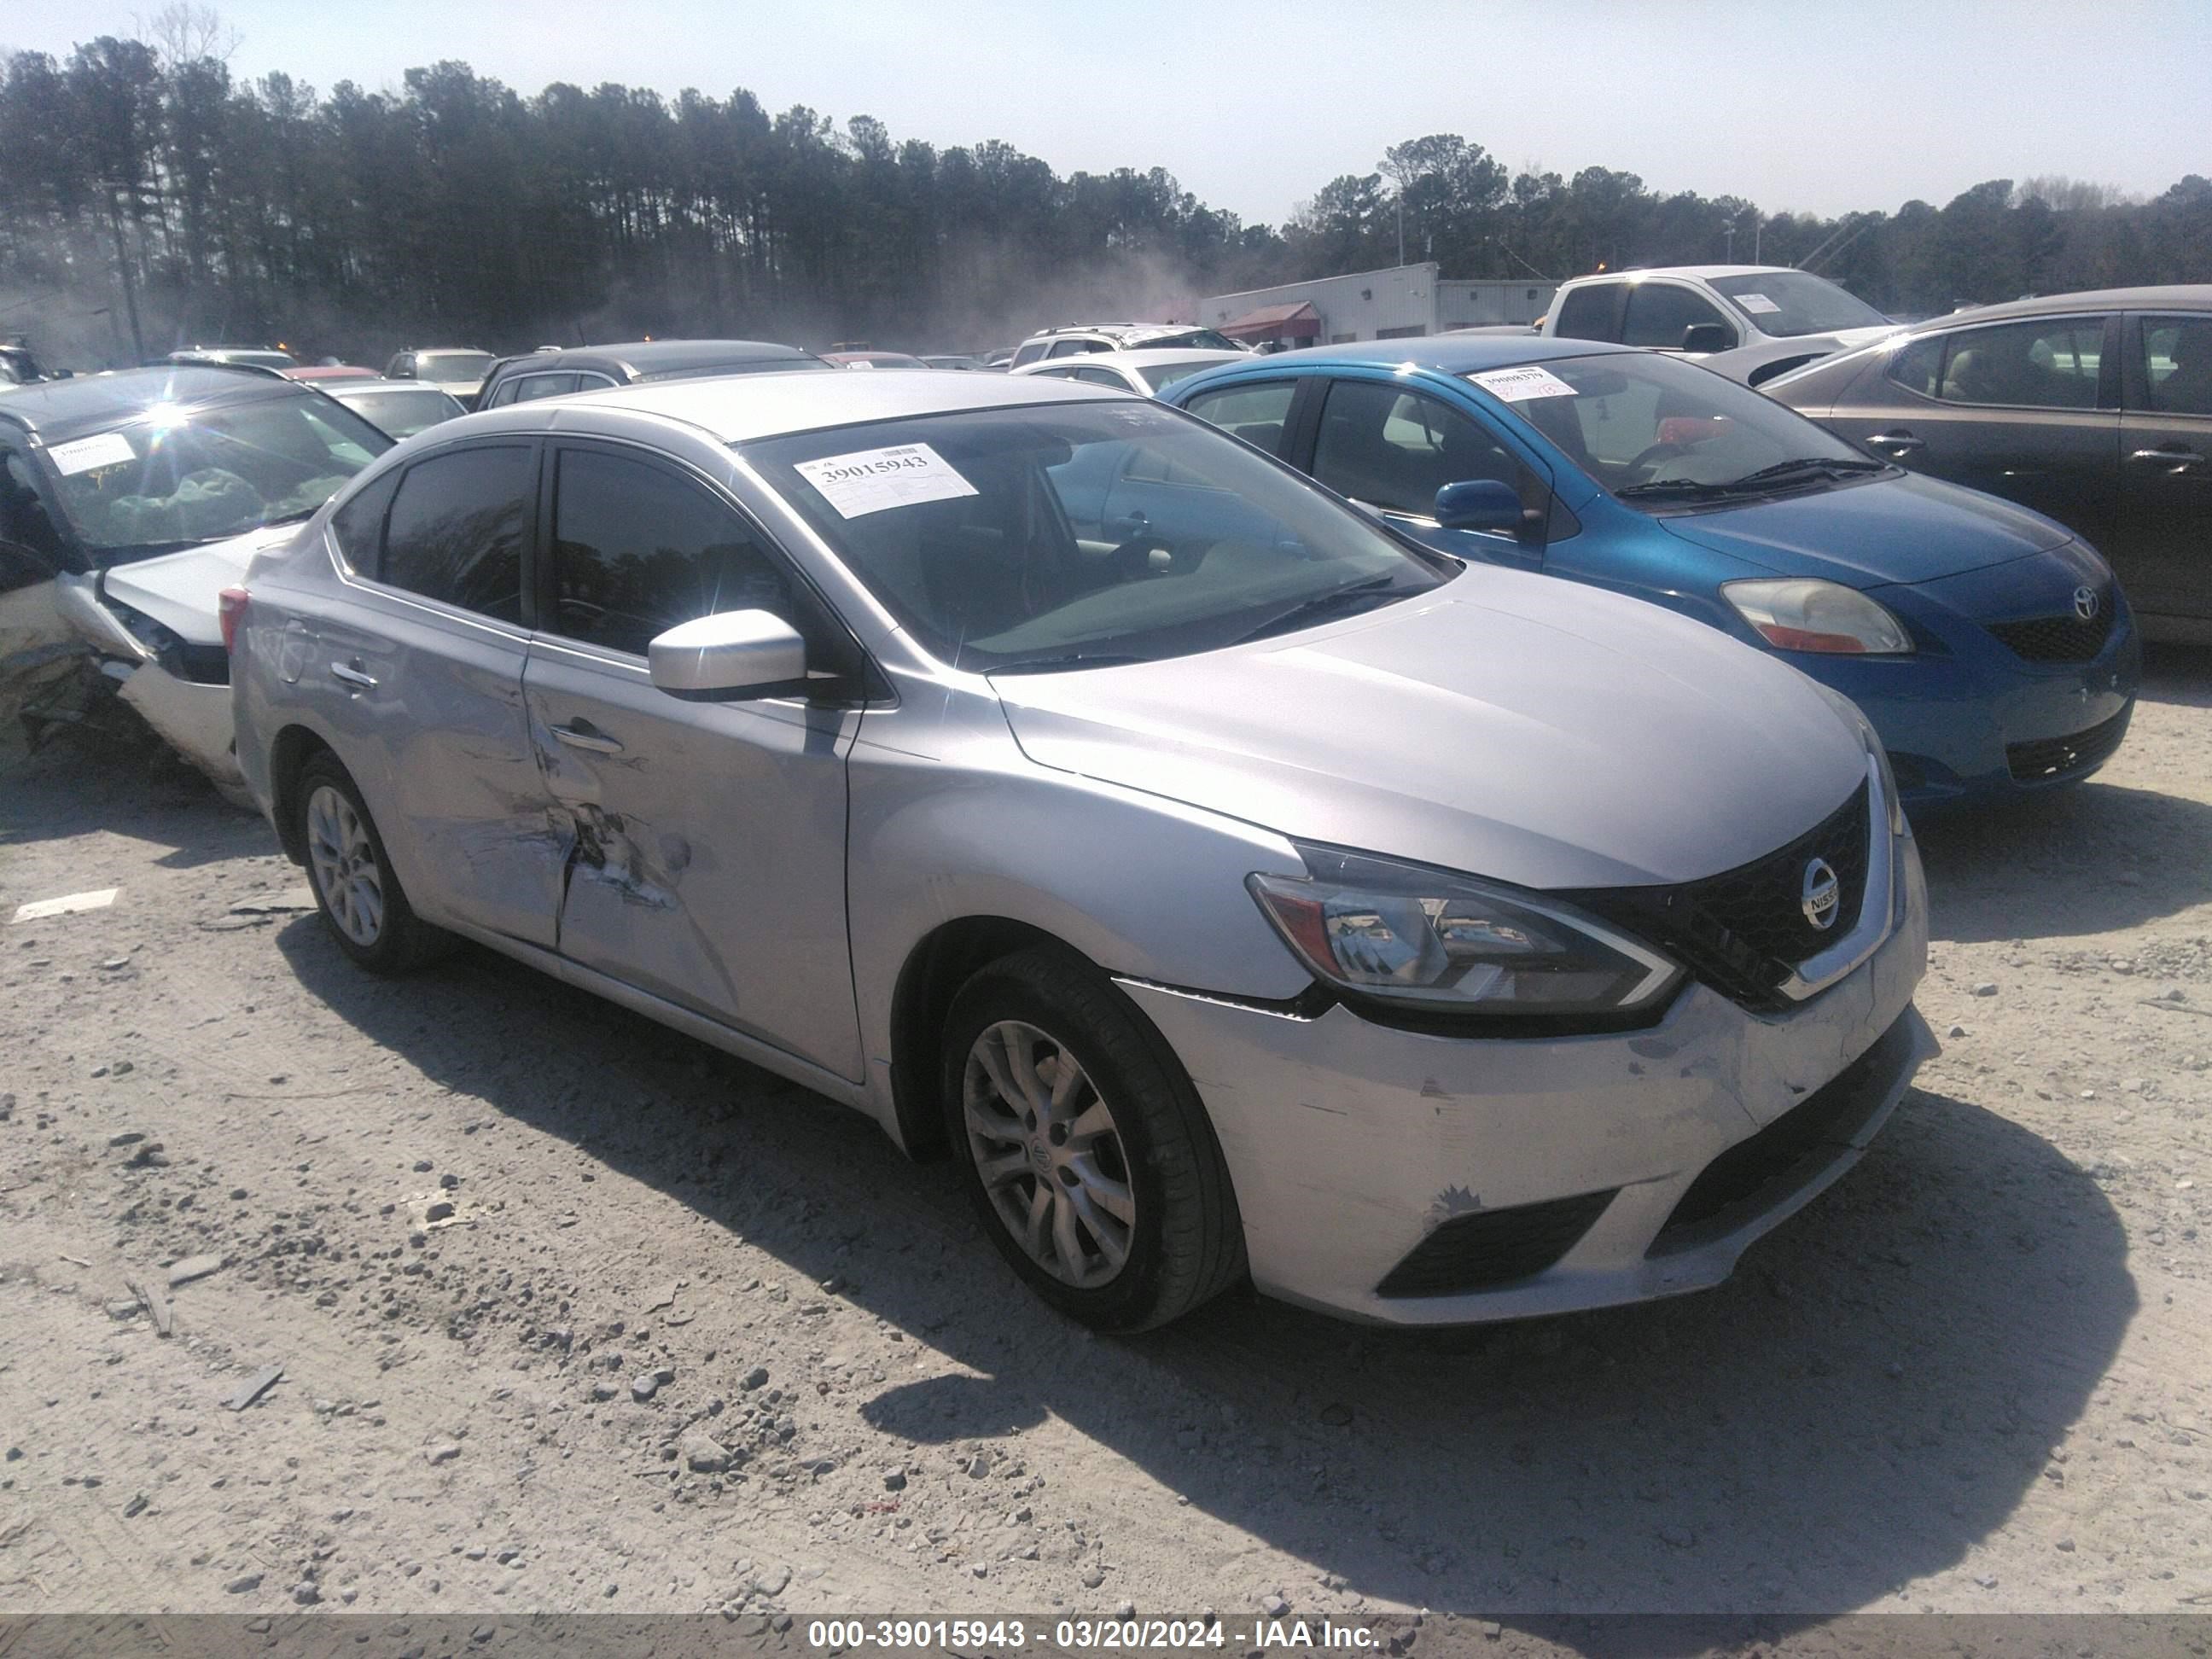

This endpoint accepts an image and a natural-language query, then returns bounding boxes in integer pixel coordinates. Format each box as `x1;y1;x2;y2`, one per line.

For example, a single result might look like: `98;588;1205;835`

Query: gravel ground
0;652;2207;1633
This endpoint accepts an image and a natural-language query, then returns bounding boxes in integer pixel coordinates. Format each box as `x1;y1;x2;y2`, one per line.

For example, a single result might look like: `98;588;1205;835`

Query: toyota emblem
1802;858;1841;932
2073;585;2100;623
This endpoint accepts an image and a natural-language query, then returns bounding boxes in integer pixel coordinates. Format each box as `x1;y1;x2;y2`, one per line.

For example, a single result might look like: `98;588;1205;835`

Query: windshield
1469;351;1877;506
416;351;495;379
332;386;464;439
1706;272;1889;339
45;391;393;558
1136;358;1232;392
1135;329;1239;352
746;401;1449;672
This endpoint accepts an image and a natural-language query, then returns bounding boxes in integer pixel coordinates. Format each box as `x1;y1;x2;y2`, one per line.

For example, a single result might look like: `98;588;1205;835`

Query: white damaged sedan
0;364;392;792
230;370;1934;1330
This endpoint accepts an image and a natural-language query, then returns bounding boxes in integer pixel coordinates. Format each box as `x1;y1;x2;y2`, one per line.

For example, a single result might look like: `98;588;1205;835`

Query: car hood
992;572;1869;892
1656;470;2073;589
97;522;299;645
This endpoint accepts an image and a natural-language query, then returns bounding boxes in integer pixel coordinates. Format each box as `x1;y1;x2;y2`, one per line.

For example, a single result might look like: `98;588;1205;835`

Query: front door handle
550;722;624;754
2129;445;2204;469
1866;429;1925;455
329;661;377;690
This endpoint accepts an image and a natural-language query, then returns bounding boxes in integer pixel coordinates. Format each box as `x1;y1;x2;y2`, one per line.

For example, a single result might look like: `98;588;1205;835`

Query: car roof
1901;284;2212;325
1185;335;1635;376
476;363;1126;444
494;339;816;377
0;364;308;441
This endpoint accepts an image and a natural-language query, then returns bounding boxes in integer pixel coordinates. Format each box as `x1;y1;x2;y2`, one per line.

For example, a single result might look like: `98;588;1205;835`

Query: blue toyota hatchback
1151;338;2139;808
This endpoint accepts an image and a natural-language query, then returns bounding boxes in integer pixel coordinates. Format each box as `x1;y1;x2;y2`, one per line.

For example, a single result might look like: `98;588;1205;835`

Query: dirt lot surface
1;654;2209;1639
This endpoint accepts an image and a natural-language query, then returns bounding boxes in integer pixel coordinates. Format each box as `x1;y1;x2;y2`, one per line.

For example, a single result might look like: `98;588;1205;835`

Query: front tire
941;946;1244;1331
298;753;453;974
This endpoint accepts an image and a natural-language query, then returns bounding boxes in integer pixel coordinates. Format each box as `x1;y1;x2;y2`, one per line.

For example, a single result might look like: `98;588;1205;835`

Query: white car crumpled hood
96;522;301;645
993;572;1870;892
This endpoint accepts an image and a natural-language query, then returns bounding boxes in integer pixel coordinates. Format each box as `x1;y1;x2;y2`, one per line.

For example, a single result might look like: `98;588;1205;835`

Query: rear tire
941;946;1244;1332
297;752;454;974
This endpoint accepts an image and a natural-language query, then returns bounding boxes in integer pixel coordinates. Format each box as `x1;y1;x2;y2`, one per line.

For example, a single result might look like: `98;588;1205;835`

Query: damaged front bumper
1115;844;1933;1325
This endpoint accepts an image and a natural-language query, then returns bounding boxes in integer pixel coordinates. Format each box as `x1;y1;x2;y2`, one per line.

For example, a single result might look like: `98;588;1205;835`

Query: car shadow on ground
1913;777;2212;944
278;923;2136;1635
2140;641;2212;710
0;725;262;871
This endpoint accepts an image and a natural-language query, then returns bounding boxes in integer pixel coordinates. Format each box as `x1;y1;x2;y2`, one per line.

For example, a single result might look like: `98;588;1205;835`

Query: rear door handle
1866;429;1925;455
2129;445;2204;468
329;661;376;690
550;722;624;754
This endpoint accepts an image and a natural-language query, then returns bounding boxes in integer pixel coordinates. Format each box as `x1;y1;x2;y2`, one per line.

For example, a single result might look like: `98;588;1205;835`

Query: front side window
1885;333;1944;397
1312;380;1534;518
747;402;1449;672
1935;318;2103;410
45;392;392;563
1182;381;1296;457
548;448;795;656
377;444;530;622
1073;367;1128;390
1621;283;1733;351
1473;350;1876;504
1551;283;1621;341
2139;317;2212;416
1707;271;1889;338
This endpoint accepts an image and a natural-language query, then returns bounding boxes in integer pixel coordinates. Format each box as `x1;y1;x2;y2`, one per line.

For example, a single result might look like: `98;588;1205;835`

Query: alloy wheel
962;1019;1136;1288
306;783;384;947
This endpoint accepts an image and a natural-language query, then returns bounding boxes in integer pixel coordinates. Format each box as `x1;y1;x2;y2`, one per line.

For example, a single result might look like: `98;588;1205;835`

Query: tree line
3;20;2209;369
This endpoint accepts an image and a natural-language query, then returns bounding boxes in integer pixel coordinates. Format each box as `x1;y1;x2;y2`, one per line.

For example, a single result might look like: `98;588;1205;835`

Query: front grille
1987;598;2114;663
1376;1189;1618;1299
2005;706;2131;783
1564;781;1871;1011
1649;1010;1918;1254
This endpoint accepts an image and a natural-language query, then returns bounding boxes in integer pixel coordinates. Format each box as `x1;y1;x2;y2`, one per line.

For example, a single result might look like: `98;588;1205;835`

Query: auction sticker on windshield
48;432;138;476
795;443;978;517
1468;364;1578;403
1735;293;1781;314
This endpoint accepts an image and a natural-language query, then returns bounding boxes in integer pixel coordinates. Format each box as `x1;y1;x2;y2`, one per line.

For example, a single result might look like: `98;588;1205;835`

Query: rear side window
378;445;531;622
510;372;580;404
1011;343;1047;367
2140;317;2212;416
1885;334;1944;397
1313;380;1537;519
1183;381;1297;457
329;469;400;568
1935;318;2104;410
550;448;795;656
1552;283;1621;341
1621;284;1732;351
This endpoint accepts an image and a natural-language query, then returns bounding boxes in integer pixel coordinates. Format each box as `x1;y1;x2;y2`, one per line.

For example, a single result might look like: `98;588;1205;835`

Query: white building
1202;263;1554;347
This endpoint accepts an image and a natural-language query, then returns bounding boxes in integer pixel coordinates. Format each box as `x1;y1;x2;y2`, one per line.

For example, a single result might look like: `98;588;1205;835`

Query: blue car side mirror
1434;479;1526;536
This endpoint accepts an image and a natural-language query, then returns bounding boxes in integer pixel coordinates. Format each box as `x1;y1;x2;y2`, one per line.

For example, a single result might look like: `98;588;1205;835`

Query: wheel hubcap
963;1020;1135;1289
306;783;384;948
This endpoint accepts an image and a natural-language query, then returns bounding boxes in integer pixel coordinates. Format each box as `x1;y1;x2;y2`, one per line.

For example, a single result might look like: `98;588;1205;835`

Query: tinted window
1073;366;1127;389
1553;283;1621;341
1621;283;1732;350
329;468;400;568
549;449;793;656
379;445;530;621
1886;334;1944;397
2141;317;2212;416
1936;318;2103;410
1313;381;1533;518
510;372;580;405
1183;381;1296;457
1011;342;1047;367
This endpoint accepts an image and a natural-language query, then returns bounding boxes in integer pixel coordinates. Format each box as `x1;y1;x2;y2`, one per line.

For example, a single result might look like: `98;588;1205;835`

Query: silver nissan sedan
230;370;1935;1331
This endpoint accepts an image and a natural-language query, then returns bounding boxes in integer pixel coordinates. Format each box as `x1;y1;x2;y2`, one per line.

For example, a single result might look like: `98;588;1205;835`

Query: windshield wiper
983;652;1154;675
1614;478;1733;500
1721;456;1889;488
1228;574;1408;646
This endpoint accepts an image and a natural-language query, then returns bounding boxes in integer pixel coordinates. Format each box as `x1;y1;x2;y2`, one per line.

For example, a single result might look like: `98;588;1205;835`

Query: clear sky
9;0;2208;224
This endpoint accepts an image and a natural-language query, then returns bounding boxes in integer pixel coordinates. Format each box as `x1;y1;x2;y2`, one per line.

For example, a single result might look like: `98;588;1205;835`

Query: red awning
1220;301;1321;341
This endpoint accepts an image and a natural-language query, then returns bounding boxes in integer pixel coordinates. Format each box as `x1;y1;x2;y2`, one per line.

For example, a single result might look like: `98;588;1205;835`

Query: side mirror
647;608;806;701
1434;478;1527;536
1681;323;1732;354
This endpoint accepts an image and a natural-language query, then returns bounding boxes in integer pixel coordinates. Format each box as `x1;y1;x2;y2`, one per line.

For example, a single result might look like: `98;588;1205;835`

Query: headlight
1722;578;1913;655
1248;843;1681;1020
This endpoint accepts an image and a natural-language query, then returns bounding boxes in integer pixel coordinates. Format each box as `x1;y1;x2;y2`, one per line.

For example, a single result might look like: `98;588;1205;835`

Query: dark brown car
1769;286;2212;641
